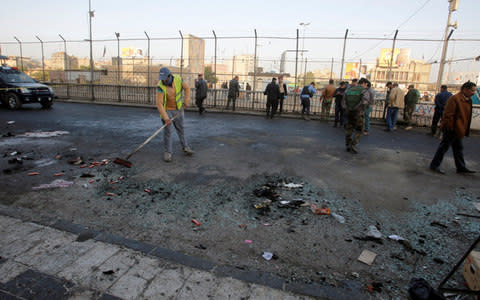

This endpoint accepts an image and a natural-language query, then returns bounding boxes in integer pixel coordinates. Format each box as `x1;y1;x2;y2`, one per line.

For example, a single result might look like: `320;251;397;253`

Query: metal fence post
59;34;69;98
179;30;184;77
115;32;121;102
14;37;23;71
144;31;151;103
293;29;299;112
252;29;257;108
213;30;217;108
340;29;348;83
35;36;45;81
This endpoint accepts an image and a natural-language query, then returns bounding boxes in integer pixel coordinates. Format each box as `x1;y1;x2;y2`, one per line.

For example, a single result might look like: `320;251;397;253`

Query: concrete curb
0;206;365;300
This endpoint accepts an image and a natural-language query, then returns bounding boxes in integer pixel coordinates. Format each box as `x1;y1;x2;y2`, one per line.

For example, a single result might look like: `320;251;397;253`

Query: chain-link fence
1;31;479;126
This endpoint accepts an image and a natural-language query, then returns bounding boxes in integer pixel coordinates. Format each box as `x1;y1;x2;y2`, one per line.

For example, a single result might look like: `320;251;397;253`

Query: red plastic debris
89;179;95;184
53;172;64;177
105;192;115;197
28;172;39;176
192;219;201;226
144;189;151;193
80;164;88;168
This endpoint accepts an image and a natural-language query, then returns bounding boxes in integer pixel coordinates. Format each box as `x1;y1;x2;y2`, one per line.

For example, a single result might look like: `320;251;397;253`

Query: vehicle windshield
0;70;36;84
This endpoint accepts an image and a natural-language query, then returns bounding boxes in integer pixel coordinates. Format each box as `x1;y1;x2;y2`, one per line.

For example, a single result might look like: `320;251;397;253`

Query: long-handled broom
113;110;182;168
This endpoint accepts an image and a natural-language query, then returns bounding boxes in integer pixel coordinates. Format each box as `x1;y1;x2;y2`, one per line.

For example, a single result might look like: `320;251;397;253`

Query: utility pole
436;0;458;92
340;29;348;82
88;0;95;100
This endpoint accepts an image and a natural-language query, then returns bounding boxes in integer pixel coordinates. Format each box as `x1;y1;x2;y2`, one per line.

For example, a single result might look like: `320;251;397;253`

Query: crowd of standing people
187;72;477;173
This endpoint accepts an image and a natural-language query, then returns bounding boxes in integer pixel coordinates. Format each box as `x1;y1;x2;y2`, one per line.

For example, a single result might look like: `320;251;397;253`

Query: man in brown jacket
385;83;404;131
321;79;336;121
429;81;476;174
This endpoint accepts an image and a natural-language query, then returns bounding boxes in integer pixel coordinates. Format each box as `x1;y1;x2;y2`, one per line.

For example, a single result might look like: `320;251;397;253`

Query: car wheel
6;93;21;110
41;99;53;109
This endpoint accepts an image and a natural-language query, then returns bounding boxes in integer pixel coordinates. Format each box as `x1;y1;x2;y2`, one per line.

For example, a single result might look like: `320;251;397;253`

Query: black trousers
334;101;345;126
430;130;467;171
196;96;206;113
431;110;442;135
266;98;279;118
279;93;286;113
226;95;236;111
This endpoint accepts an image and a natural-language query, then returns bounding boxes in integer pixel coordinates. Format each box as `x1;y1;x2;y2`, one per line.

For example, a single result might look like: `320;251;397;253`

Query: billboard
379;48;410;68
121;47;143;58
344;62;359;79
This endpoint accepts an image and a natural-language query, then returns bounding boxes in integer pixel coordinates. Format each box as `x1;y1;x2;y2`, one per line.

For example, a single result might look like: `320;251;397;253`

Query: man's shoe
457;168;476;174
430;166;445;174
305;116;310;121
363;131;369;136
164;152;172;162
346;145;351;152
183;147;195;156
384;128;391;132
350;145;358;154
405;126;413;130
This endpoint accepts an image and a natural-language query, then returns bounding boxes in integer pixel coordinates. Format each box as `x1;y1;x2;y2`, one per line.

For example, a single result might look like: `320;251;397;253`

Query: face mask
163;75;173;86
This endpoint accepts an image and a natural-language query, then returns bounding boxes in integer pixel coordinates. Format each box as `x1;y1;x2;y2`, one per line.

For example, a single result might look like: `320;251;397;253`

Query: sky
1;0;479;77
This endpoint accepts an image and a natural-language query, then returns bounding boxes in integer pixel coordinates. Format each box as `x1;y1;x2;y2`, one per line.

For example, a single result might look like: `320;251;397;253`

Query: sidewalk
0;208;362;300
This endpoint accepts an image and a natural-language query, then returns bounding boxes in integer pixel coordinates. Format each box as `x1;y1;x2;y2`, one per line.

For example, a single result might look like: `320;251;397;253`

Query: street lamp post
299;22;310;86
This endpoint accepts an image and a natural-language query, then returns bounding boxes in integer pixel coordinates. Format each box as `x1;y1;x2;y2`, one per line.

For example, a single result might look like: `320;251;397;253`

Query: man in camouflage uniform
342;78;369;154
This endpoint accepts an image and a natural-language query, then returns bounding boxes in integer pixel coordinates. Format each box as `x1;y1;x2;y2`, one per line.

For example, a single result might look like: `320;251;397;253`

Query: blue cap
158;67;171;80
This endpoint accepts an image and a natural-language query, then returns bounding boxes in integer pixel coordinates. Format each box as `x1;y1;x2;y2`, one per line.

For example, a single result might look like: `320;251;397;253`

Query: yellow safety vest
157;75;183;110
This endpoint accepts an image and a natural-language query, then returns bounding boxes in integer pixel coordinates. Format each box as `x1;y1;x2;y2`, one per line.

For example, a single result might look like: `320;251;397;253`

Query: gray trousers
163;110;188;154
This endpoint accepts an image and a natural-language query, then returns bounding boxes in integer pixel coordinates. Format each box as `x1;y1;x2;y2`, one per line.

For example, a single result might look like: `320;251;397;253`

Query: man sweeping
156;67;194;162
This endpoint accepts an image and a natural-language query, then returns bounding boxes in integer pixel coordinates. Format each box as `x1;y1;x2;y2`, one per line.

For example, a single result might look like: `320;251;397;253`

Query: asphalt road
1;102;479;298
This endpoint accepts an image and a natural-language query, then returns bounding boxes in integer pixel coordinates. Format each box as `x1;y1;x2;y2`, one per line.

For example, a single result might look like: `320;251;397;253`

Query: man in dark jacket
278;75;288;115
264;78;281;119
195;73;208;115
430;81;476;174
430;85;452;136
333;81;347;127
403;84;420;130
226;76;240;111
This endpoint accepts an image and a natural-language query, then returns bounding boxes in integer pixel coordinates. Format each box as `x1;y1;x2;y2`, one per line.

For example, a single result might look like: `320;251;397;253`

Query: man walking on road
195;74;208;115
343;78;369;153
321;79;336;121
264;77;281;119
429;81;476;175
385;83;404;132
156;67;194;162
226;76;240;111
404;84;420;130
430;85;452;136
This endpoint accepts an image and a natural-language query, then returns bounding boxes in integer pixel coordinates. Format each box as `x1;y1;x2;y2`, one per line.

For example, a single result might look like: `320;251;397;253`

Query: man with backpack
300;82;316;121
342;78;369;153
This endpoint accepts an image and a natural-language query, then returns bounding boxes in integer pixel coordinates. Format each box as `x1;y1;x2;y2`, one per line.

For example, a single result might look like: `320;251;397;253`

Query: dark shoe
430;166;445;175
384;128;391;132
346;145;351;152
350;145;358;154
457;168;476;174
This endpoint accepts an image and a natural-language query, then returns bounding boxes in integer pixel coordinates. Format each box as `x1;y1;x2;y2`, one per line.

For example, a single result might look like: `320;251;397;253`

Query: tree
204;66;218;84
